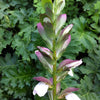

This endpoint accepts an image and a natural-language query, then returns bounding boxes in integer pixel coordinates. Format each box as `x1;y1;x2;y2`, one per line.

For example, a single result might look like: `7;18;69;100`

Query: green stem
52;1;58;99
53;39;57;100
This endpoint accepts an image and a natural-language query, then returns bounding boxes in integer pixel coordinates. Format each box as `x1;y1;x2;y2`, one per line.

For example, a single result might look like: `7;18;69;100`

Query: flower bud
37;23;53;48
55;14;67;35
37;46;53;59
56;35;71;58
35;50;53;73
58;59;82;70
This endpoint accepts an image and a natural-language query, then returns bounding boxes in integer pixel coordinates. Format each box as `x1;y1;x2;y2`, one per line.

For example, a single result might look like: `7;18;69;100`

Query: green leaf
0;53;35;99
61;76;79;90
83;3;92;11
97;73;100;80
0;1;9;11
34;0;45;14
34;94;49;100
91;14;99;24
91;23;100;33
78;76;100;100
0;28;12;54
0;53;18;67
80;92;99;100
79;47;100;76
78;47;100;99
72;17;97;50
18;23;32;40
34;0;38;3
12;35;30;61
94;1;100;10
41;0;52;8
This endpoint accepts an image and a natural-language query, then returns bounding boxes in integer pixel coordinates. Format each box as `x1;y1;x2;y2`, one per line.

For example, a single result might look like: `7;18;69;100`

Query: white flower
33;82;49;97
65;93;81;100
68;69;74;77
67;59;82;77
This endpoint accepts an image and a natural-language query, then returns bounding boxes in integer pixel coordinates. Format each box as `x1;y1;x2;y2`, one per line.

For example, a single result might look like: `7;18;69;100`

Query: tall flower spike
34;0;82;99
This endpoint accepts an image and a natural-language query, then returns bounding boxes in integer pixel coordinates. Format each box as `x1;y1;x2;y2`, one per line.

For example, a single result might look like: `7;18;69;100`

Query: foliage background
0;0;100;100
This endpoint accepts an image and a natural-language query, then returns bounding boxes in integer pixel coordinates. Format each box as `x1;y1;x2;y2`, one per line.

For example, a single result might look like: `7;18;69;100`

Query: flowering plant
33;0;82;100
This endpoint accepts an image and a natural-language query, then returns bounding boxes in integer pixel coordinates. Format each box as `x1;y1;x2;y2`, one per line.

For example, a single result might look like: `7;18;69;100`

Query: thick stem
53;40;57;100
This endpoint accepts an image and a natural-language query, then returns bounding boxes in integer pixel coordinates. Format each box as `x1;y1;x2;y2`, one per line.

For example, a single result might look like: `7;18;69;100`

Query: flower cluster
33;0;82;100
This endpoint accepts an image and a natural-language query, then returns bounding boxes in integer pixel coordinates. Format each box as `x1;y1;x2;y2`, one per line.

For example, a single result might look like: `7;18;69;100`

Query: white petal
65;93;81;100
33;82;49;97
68;69;74;77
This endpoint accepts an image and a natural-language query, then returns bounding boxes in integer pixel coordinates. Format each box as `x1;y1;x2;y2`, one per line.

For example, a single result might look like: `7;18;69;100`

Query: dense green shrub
0;0;100;100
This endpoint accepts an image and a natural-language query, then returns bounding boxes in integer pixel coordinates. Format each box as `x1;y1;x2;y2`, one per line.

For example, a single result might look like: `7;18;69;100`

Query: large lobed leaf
0;53;35;100
77;46;100;100
72;16;97;50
